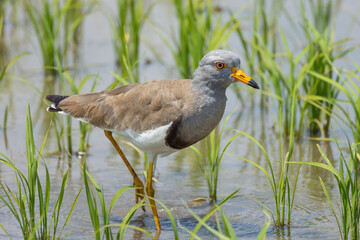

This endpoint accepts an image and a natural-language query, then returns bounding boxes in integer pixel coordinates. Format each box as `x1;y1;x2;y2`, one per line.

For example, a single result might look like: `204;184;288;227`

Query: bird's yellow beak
231;67;259;89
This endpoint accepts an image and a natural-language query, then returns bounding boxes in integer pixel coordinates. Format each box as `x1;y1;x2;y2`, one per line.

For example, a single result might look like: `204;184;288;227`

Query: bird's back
56;79;193;133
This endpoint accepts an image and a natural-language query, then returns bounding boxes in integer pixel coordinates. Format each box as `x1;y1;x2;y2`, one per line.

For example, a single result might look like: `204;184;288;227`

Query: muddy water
0;0;359;239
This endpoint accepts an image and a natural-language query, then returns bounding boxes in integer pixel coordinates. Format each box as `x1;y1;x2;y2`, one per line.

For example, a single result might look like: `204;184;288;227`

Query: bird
46;49;259;233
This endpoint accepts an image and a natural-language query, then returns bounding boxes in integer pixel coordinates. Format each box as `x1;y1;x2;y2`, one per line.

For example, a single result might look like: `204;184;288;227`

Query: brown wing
57;80;193;132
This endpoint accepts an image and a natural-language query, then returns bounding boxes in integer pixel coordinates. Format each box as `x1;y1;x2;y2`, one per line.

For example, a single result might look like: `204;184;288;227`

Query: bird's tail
46;95;69;112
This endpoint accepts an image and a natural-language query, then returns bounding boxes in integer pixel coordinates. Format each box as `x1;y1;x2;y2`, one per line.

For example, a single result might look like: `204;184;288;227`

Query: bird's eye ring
214;62;227;70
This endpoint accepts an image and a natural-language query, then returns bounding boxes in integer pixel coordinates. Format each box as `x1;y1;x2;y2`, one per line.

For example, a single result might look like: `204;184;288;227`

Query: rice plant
234;2;302;134
0;106;81;239
304;62;360;151
230;88;299;228
250;17;347;137
82;164;148;239
234;0;282;81
299;0;355;135
64;0;84;63
253;24;311;136
293;143;360;240
184;190;239;239
232;0;287;103
169;0;239;78
350;65;360;147
191;111;238;203
256;211;271;240
110;0;152;83
24;0;95;76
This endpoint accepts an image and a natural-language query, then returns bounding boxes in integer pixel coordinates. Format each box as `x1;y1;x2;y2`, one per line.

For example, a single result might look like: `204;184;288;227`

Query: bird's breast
165;93;227;149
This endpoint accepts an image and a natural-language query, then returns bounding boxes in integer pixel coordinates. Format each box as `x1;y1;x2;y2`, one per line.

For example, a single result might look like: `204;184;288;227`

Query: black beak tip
248;79;260;89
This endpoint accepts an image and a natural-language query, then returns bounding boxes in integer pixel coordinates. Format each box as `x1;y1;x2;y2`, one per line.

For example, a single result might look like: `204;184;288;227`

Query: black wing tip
46;95;68;112
46;95;69;105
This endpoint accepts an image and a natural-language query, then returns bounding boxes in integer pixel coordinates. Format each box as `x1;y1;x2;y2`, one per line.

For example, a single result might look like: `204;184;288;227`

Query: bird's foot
133;176;146;212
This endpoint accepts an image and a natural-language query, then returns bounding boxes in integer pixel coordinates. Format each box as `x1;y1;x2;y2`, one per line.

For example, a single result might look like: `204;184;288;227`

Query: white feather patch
111;122;175;156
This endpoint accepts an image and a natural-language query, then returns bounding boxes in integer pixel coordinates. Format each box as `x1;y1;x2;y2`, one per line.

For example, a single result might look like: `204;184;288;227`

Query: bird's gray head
193;49;259;90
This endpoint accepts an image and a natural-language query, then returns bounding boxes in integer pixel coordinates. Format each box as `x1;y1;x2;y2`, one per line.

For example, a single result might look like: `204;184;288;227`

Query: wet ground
0;0;360;239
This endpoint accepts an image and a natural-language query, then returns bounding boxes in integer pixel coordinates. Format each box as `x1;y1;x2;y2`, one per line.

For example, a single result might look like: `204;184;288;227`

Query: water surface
0;0;359;239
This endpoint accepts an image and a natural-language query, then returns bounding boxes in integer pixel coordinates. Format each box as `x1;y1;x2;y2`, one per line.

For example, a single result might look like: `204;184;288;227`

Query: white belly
111;122;176;156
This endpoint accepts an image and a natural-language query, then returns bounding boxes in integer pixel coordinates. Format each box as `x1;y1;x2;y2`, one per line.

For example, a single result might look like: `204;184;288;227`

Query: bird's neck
177;79;227;143
191;77;227;98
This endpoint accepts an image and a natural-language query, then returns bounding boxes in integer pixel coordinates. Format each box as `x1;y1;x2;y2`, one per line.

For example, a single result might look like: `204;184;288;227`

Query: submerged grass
0;106;81;239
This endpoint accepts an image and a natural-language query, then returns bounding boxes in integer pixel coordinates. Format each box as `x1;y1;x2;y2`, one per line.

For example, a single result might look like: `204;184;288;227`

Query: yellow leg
146;162;161;233
104;130;145;211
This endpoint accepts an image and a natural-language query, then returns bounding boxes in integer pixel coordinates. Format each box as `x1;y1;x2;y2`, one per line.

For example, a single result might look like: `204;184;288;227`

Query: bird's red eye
215;62;227;70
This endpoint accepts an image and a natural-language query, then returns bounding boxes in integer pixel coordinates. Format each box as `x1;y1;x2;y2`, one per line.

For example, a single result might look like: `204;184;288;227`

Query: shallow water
1;0;360;239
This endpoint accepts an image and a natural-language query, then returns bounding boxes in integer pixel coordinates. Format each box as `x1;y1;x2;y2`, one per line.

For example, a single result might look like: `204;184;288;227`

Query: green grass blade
0;53;30;81
190;189;240;239
319;176;343;239
256;210;271;240
146;196;179;240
